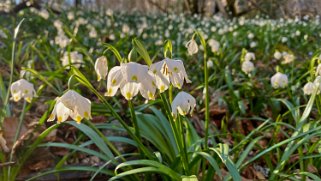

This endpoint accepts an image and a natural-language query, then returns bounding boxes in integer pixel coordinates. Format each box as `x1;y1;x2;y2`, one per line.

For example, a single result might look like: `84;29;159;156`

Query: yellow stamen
131;75;138;81
126;92;132;100
112;79;117;85
58;116;63;123
84;111;89;119
76;115;82;124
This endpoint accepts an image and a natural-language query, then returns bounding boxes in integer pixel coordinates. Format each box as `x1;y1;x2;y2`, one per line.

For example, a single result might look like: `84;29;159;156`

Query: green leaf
132;38;152;65
181;175;198;181
103;43;123;63
112;160;181;181
67;121;114;159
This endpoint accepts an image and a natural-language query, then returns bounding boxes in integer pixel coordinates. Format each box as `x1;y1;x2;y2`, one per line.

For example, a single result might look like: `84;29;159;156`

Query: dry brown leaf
3;117;27;149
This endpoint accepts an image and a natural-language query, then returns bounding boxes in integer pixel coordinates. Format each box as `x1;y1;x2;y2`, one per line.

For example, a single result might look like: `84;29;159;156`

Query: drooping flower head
47;90;92;124
171;91;196;118
105;62;157;101
271;72;288;89
149;58;191;92
10;79;36;103
241;60;255;74
95;56;108;81
303;82;316;95
186;39;198;55
61;51;83;68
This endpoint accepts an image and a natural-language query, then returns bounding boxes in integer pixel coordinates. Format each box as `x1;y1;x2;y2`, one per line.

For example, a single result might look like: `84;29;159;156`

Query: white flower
53;20;63;31
61;51;83;68
208;39;220;53
38;9;49;19
303;82;316;95
122;24;130;34
171;91;196;118
149;58;191;91
207;60;214;68
271;72;288;89
250;41;257;48
186;39;198;55
241;60;254;74
67;12;75;20
281;37;288;43
245;52;255;62
248;33;254;39
55;33;69;48
47;90;92;124
95;56;108;81
282;53;295;64
89;28;97;38
105;62;157;101
274;51;282;60
10;79;36;103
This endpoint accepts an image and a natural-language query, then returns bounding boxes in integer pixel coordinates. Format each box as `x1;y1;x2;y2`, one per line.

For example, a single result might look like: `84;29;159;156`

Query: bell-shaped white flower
95;56;108;81
61;51;83;68
303;82;316;95
271;72;288;89
47;90;92;124
150;58;191;91
274;51;282;60
105;62;157;101
241;60;254;74
105;66;123;97
10;79;36;103
244;52;255;62
208;39;220;53
282;53;295;64
171;91;196;118
186;39;198;55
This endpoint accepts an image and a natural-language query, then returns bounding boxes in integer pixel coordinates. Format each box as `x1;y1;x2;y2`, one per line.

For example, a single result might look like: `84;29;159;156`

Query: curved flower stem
203;45;209;151
128;100;141;144
8;100;27;178
160;93;189;174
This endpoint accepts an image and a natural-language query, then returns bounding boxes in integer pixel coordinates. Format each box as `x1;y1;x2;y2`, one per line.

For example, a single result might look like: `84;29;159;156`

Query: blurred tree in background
1;0;321;18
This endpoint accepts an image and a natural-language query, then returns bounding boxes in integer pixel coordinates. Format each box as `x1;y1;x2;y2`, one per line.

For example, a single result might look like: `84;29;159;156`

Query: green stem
178;116;189;175
128;100;141;143
203;44;209;150
160;93;189;174
8;100;27;178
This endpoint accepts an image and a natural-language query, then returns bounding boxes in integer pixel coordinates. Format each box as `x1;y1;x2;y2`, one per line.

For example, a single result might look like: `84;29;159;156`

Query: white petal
106;66;123;96
120;82;140;100
56;102;72;123
95;56;108;81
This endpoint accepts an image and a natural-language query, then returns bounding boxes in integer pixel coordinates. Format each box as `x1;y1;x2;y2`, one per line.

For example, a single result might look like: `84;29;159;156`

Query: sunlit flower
67;12;75;20
208;39;220;53
38;9;49;19
303;82;316;95
282;53;295;64
95;56;108;81
245;52;255;62
171;91;196;118
105;62;157;101
241;60;254;74
89;27;97;38
61;51;83;68
55;33;69;48
207;60;214;68
122;24;130;34
271;72;288;89
10;79;36;103
149;58;191;91
248;33;254;39
47;90;92;124
186;39;198;55
274;51;282;60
